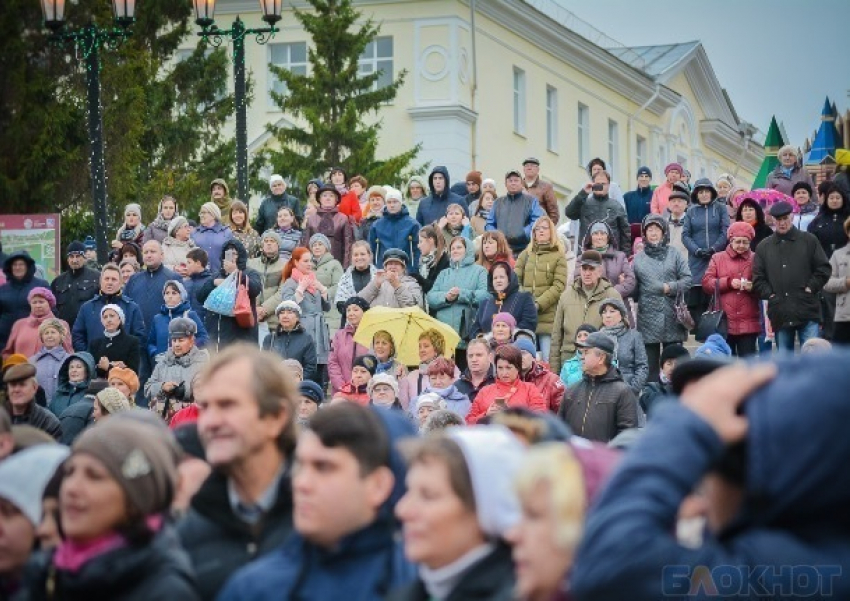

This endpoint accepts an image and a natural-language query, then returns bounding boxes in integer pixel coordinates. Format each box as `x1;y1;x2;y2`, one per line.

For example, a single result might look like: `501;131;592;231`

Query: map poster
0;214;61;282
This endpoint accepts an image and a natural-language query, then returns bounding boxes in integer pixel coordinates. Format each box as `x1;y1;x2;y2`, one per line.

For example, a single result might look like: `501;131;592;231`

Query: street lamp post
40;0;136;266
193;0;282;203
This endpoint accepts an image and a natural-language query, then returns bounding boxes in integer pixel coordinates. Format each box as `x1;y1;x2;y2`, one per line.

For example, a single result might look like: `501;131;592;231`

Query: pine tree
254;0;419;192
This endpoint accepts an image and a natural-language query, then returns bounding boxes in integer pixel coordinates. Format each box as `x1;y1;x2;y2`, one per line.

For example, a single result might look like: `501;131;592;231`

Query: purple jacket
578;220;636;298
327;324;368;394
191;221;233;274
765;164;815;198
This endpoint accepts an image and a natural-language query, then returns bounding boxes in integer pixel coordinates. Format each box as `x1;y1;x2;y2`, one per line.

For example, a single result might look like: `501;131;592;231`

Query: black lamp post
40;0;136;266
194;0;282;203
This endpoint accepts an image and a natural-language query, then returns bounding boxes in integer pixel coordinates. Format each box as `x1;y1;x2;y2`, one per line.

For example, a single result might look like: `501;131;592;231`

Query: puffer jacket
470;263;537;338
274;278;331;363
600;323;648;395
147;300;208;360
702;245;760;335
301;207;354;269
682;200;729;284
515;241;568;333
523;361;566;412
0;251;50;348
549;278;621;373
144;345;210;401
48;351;96;416
633;242;692;344
558;365;638;442
57;397;94;445
578;220;636;298
369;205;421;273
327;324;369;393
248;253;285;330
262;323;319;384
314;253;344;337
466;378;547;424
191;220;233;274
426;250;489;346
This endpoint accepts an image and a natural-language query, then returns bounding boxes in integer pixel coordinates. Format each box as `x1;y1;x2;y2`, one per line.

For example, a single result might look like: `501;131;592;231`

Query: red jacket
169;404;200;429
466;378;547;424
338;191;363;224
523;361;565;412
702;246;760;335
334;382;369;406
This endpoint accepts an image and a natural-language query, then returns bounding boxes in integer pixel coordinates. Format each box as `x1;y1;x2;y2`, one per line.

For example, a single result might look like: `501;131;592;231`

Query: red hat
727;221;755;241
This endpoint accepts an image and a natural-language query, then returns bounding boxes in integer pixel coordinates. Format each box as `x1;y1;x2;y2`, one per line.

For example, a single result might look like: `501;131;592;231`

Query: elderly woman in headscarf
143;195;179;244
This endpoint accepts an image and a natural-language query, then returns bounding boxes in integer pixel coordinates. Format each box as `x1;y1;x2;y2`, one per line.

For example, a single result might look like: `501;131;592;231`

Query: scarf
602;322;628;338
419;251;436;279
103;328;121;341
643;240;668;260
593;245;609;253
419;543;495;600
149;214;171;234
292;268;317;294
798;202;818;215
445;223;464;237
53;515;163;573
660;370;671;385
376;358;396;374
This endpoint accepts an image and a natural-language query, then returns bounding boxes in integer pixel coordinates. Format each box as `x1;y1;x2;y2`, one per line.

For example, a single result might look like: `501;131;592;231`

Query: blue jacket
48;351;96;416
217;408;417;601
623;186;653;225
191;221;233;273
369;205;421;273
571;351;850;600
415;166;468;226
183;269;213;320
470;263;538;337
123;264;179;337
0;251;50;348
682;200;729;285
72;292;146;351
147;300;208;360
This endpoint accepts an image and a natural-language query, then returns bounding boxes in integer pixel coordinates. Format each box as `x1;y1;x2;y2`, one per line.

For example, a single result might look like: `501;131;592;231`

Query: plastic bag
203;271;238;316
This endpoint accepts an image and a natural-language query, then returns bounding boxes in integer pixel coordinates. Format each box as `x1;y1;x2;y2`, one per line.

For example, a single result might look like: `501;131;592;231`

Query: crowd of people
1;153;850;600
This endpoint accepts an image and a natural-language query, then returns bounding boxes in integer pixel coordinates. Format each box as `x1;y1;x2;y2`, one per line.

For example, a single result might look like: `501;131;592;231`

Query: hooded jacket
217;409;417;601
71;291;146;352
682;199;730;285
191;219;233;274
807;191;849;258
369;204;422;273
566;190;632;255
327;323;369;393
124;263;180;339
572;351;850;601
147;299;209;360
211;178;234;226
263;323;319;384
48;351;96;416
196;239;263;349
51;262;100;325
254;189;303;234
426;249;489;345
415;166;469;226
144;345;210;401
559;365;638;442
0;252;50;348
702;245;761;335
515;240;569;333
523;360;566;413
578;220;636;299
470;262;538;339
57;396;94;445
404;175;428;214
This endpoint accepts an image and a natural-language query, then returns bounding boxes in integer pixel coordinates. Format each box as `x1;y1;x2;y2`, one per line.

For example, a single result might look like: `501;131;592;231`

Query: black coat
88;329;141;378
176;467;294;601
0;251;50;348
559;365;639;443
753;227;832;329
807;201;850;259
416;251;450;296
735;199;773;250
262;324;318;383
8;401;62;440
386;542;515;601
51;265;101;325
58;398;94;445
23;525;198;601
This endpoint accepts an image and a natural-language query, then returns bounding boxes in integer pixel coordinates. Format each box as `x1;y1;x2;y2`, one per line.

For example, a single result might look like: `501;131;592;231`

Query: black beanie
660;343;690;366
352;354;378;376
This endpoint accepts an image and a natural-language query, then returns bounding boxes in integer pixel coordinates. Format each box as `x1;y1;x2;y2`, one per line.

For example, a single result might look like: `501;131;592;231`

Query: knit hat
261;230;282;246
492;312;517;330
352;354;379;376
96;388;131;415
366;185;387;200
73;419;177;517
124;203;142;218
168;317;197;339
669;183;692;203
385;188;403;203
716;173;735;189
598;297;629;319
0;445;70;527
2;353;30;372
309;233;332;252
299;380;325;405
168;216;189;237
108;366;140;395
636;166;652;179
28;287;56;309
660;343;690;366
575;323;598;338
269;173;285;187
101;303;126;325
588;222;609;237
482;178;496;189
83;236;97;251
276;300;302;316
792;181;813;197
641;214;668;238
38;318;67;339
513;337;537;358
67;241;87;255
200;202;222;222
416;393;446;413
282;358;303;380
664;162;683;175
466;171;483;186
727;221;755;241
163;279;189;303
343;296;370;313
368;373;399;398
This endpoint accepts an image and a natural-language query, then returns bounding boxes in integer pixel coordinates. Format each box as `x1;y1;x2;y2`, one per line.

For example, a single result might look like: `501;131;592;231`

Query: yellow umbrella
353;306;461;366
837;149;850;166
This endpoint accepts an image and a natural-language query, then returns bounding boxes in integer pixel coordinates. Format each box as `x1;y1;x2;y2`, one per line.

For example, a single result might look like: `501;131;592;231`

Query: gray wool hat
168;216;189;237
261;230;282;246
598;297;629;319
309;233;332;252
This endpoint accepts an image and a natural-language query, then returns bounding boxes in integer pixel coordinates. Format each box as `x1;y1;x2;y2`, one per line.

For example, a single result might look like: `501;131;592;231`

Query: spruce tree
254;0;419;192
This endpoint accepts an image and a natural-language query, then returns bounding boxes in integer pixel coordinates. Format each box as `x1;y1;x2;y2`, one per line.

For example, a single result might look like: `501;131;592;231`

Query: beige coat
824;244;850;323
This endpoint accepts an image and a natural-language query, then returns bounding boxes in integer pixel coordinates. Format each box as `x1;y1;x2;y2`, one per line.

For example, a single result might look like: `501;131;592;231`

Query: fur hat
38;318;67;340
366;185;387;200
101;303;126;325
108;366;140;395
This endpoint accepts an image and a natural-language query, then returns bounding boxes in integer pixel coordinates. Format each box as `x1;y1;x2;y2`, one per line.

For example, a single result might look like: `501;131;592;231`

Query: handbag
203;271;238;316
695;279;728;342
234;271;256;328
674;287;695;331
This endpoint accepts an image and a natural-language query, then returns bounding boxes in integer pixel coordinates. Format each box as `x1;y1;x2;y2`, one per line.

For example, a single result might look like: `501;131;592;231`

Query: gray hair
777;145;797;160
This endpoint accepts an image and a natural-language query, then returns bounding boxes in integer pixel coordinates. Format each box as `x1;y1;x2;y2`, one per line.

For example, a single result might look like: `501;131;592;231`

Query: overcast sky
556;0;849;146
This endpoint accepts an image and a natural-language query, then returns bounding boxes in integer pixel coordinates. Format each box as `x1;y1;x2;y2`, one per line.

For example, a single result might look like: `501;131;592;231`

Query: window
608;119;619;180
577;103;590;165
513;67;526;135
636;135;647;173
546;86;558;152
269;42;308;103
359;36;394;91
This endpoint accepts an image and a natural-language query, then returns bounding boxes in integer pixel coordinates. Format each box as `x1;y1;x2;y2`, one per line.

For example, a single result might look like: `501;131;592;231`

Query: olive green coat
514;242;568;333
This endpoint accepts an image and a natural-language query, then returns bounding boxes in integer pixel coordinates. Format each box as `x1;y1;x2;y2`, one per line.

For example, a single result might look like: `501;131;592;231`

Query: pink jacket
702;246;760;335
650;182;673;215
327;324;369;393
2;312;73;360
399;364;461;411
